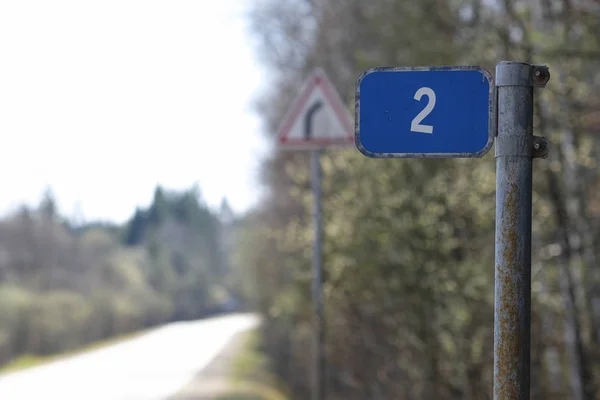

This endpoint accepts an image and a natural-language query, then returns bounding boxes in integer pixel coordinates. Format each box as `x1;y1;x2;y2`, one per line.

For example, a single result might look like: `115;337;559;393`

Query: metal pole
494;61;549;399
311;149;325;400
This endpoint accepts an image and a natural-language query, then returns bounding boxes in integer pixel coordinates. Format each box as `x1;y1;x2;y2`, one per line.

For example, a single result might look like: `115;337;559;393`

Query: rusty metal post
494;61;549;399
311;149;325;400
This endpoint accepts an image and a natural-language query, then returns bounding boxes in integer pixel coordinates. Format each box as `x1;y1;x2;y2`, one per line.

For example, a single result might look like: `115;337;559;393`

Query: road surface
0;313;258;400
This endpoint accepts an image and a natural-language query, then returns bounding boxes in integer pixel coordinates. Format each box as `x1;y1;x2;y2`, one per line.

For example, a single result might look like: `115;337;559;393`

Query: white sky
0;0;271;224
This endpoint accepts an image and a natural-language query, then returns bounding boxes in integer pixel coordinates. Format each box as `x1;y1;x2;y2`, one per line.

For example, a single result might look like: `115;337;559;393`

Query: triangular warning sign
277;68;353;150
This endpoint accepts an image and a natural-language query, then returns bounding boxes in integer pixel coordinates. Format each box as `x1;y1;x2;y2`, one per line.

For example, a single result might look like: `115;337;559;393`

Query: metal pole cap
496;61;550;88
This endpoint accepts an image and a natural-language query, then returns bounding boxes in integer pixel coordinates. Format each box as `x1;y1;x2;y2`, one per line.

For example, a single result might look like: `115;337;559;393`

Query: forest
237;0;600;399
0;186;240;367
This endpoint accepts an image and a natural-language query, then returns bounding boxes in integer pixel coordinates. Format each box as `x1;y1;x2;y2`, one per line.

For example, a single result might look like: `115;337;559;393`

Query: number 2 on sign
410;87;436;134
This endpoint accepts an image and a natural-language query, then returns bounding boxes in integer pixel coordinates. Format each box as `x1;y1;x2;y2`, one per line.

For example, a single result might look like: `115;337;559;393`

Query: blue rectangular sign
355;66;495;158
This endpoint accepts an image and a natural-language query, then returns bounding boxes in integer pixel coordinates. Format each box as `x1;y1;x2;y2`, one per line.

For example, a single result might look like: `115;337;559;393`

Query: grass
215;330;289;400
0;328;152;376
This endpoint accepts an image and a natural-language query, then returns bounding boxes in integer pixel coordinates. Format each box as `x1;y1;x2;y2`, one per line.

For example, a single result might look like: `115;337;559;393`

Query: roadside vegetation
0;186;241;370
216;330;289;400
237;1;600;399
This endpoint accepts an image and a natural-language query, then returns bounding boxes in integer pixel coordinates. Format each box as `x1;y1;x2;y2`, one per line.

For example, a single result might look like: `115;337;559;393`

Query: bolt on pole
311;149;325;400
494;61;550;399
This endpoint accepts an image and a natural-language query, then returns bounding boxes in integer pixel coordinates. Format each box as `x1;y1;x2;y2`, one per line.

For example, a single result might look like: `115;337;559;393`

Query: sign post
355;61;549;399
277;68;354;400
493;61;549;399
310;148;324;400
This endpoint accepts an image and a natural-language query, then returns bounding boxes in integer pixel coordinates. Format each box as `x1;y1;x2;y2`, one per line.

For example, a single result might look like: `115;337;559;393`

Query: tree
124;208;147;246
39;187;57;221
241;0;600;398
148;186;168;225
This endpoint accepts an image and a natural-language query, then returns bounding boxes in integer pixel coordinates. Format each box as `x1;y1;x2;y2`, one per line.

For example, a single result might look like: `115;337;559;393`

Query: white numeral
410;87;436;134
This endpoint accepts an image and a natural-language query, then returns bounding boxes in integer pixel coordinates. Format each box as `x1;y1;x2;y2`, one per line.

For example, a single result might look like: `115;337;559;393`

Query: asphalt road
0;313;259;400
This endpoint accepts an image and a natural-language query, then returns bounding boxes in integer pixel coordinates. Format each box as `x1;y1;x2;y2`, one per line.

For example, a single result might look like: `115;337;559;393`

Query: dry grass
213;330;288;400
